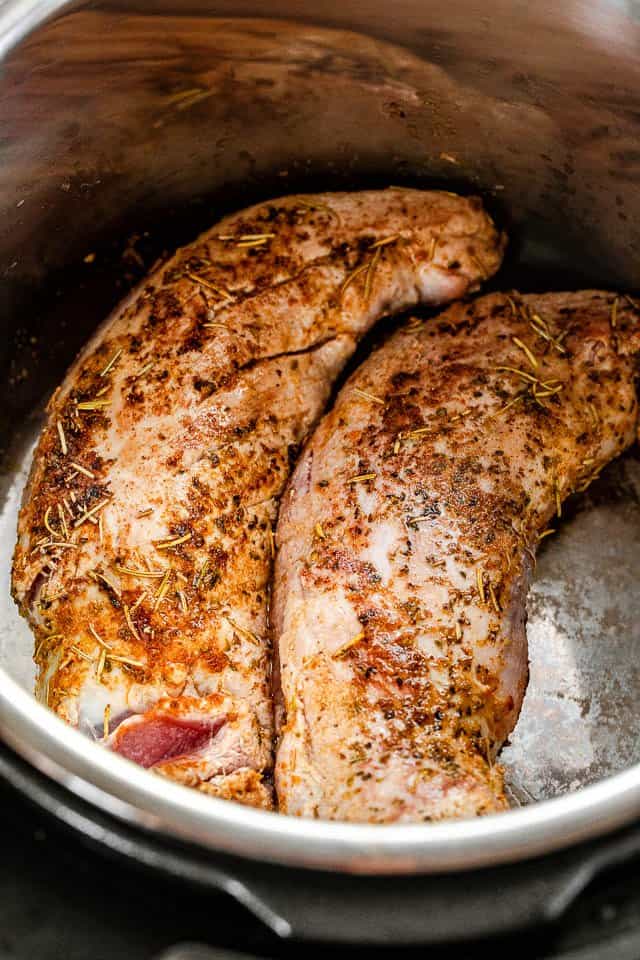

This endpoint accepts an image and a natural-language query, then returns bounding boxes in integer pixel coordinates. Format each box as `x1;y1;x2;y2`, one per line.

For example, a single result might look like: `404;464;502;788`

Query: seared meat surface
273;291;640;821
11;188;504;806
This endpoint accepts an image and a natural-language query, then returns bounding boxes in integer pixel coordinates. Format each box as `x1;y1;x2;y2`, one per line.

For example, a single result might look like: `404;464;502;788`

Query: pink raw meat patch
112;715;225;768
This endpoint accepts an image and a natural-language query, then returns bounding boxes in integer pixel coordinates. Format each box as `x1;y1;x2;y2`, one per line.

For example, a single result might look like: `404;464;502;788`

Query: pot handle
217;823;640;945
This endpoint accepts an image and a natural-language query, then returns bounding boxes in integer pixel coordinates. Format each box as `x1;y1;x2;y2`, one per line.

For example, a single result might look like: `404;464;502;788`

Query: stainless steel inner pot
1;0;640;878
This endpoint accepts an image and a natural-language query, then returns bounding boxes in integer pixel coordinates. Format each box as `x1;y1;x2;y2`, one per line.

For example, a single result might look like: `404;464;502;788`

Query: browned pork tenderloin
274;291;640;821
12;188;504;807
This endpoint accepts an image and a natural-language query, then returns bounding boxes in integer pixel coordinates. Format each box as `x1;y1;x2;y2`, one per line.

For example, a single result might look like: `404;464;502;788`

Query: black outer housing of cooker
2;738;640;950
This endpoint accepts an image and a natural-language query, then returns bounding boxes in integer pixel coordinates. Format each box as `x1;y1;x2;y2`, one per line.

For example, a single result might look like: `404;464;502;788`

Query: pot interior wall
0;0;639;808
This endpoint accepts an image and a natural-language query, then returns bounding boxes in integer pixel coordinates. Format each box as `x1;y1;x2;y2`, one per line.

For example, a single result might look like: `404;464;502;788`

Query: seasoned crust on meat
12;188;504;806
274;291;640;821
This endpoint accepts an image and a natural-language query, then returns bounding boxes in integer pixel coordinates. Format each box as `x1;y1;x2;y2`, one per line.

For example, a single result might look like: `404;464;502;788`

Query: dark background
1;770;639;960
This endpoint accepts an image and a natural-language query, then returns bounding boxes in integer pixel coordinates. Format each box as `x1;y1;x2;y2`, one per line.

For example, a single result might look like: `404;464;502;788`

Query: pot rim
0;0;75;59
0;667;639;874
